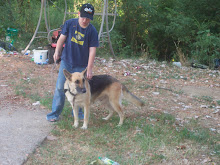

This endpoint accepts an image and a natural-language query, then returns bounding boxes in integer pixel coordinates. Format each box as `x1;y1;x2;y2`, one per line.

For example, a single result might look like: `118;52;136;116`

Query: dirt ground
0;53;219;164
1;53;220;130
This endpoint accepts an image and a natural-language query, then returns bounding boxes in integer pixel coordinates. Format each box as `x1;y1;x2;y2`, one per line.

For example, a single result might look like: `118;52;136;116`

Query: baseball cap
80;3;95;20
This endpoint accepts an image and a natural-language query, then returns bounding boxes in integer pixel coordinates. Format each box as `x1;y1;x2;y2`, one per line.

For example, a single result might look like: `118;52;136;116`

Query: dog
63;68;144;129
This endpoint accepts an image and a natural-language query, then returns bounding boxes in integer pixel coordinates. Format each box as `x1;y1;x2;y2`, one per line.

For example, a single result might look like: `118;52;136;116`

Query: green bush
191;29;220;66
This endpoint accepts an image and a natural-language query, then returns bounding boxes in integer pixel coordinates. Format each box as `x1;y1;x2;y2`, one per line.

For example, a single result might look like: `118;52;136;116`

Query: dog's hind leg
109;98;124;126
102;102;114;121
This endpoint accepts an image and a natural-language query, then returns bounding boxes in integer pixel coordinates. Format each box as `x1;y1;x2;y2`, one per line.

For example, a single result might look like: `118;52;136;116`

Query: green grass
145;73;160;79
139;84;153;90
200;96;214;103
193;95;214;104
25;106;219;164
15;85;28;97
122;79;135;87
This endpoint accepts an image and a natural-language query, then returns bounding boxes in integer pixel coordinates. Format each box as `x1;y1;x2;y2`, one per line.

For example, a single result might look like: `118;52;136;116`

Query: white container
173;62;182;67
33;50;48;64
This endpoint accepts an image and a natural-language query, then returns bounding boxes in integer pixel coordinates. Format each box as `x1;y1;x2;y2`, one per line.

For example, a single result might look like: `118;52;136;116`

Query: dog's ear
63;69;72;81
82;68;87;79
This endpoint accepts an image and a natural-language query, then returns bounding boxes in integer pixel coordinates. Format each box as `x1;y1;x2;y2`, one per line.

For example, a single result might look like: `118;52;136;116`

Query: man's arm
53;34;67;62
87;47;97;79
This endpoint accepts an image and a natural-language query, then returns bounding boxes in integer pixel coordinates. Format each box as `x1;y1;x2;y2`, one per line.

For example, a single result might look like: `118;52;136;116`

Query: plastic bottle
98;157;120;165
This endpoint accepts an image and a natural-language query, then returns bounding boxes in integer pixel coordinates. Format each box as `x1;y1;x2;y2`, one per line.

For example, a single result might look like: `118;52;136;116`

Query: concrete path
0;100;54;165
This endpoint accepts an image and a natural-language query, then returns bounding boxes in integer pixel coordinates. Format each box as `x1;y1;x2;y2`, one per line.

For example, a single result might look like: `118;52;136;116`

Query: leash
51;59;61;88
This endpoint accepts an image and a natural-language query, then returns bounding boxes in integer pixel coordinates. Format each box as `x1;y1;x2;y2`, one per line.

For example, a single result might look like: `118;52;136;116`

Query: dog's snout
82;88;86;93
76;86;86;94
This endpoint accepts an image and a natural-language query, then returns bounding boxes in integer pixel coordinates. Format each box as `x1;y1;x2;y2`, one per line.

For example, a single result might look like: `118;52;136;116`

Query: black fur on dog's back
89;75;118;96
88;75;144;107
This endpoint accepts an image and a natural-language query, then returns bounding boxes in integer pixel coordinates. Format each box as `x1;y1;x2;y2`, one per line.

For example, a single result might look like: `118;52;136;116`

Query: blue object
71;108;84;119
35;61;48;65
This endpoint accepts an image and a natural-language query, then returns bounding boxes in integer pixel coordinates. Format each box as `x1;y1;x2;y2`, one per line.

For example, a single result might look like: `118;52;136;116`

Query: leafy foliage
115;0;220;65
0;0;219;65
191;29;220;66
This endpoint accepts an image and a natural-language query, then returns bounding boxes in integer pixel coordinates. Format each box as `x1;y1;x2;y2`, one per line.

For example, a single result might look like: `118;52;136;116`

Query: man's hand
87;69;93;80
53;34;66;64
87;47;96;80
53;52;61;64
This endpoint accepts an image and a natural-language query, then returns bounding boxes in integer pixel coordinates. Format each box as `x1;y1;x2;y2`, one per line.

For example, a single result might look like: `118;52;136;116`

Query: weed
29;78;40;85
30;93;41;102
122;79;135;87
193;95;214;103
151;153;166;163
40;95;52;109
201;96;213;103
15;85;27;97
139;84;152;89
122;100;129;106
173;89;184;95
145;72;160;79
51;129;62;136
150;113;176;125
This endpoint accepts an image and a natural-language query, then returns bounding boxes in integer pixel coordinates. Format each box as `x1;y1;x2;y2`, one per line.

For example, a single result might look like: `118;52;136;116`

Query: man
46;3;99;122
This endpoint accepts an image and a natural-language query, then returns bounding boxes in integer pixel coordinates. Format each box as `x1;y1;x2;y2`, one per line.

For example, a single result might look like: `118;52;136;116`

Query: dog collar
64;85;77;97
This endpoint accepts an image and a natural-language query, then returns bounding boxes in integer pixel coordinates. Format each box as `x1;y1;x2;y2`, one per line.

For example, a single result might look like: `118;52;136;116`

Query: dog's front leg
73;106;79;128
81;105;89;130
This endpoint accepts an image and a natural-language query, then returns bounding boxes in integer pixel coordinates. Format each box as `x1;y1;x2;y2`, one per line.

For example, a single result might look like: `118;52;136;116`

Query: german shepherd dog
63;69;144;129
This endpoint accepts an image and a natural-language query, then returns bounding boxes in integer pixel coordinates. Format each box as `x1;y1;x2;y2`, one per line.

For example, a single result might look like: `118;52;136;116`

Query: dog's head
63;69;87;95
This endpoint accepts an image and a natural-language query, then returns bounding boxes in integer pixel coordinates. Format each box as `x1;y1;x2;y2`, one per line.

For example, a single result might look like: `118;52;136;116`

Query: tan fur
63;69;144;129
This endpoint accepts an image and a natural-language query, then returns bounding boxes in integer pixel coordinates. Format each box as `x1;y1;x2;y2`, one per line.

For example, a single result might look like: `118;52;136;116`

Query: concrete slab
0;106;54;165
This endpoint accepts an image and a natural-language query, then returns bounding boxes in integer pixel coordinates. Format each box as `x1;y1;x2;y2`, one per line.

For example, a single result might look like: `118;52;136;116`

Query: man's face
78;12;91;28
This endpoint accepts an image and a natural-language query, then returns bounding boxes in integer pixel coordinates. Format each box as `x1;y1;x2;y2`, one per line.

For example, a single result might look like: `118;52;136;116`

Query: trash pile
0;46;18;56
0;46;50;65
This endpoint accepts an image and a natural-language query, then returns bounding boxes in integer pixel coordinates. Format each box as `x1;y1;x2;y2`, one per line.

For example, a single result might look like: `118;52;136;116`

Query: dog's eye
75;80;80;84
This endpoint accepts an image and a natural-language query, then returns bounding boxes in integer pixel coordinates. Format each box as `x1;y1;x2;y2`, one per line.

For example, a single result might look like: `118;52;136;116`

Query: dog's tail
122;85;145;107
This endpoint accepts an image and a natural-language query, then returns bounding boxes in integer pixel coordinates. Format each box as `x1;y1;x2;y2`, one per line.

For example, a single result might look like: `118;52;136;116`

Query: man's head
79;3;94;20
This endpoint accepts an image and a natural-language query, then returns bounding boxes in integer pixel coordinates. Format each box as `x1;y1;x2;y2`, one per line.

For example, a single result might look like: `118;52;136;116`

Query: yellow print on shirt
75;31;85;38
71;30;84;45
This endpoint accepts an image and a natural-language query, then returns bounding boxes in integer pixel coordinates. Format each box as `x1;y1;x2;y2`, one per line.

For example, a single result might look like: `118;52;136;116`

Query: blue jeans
46;60;86;121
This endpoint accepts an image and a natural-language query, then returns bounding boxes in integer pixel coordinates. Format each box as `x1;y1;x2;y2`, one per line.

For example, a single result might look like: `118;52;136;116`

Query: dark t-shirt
61;18;99;67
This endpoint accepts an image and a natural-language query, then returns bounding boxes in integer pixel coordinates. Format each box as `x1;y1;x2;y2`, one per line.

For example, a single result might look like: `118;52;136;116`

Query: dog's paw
102;117;109;120
116;124;122;127
73;123;79;128
81;125;88;130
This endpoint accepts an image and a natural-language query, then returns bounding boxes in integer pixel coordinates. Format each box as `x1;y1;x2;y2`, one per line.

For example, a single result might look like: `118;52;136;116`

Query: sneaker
46;117;59;122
